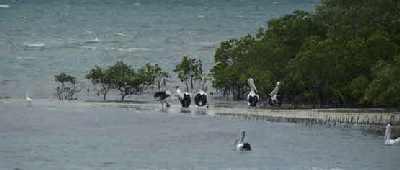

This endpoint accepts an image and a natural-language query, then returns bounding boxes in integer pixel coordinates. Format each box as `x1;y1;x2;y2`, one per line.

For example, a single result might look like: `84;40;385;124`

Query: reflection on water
0;99;399;169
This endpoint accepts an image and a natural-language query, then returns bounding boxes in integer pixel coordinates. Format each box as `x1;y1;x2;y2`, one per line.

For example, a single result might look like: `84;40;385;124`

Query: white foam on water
16;56;37;60
114;32;127;37
84;37;100;44
0;4;10;8
81;46;97;50
110;47;151;52
23;42;45;48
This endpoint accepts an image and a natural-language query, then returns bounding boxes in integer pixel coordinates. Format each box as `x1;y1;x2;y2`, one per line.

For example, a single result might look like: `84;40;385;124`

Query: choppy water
0;99;399;170
0;0;319;97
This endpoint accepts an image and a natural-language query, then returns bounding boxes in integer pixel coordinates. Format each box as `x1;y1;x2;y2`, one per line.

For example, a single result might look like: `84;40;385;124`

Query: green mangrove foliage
211;0;400;107
86;61;168;101
55;72;80;100
174;56;203;92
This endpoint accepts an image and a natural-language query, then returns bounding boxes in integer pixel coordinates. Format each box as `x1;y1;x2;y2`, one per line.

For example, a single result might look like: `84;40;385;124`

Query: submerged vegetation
210;0;400;108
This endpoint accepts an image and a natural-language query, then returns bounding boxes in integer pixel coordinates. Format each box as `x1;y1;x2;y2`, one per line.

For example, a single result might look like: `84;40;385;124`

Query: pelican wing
270;85;279;96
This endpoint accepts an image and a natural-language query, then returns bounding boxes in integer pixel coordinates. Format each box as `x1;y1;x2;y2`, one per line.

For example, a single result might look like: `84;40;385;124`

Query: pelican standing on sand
194;78;208;107
176;86;191;108
234;130;252;151
384;123;400;145
269;81;281;106
194;89;207;107
247;78;259;107
153;78;171;110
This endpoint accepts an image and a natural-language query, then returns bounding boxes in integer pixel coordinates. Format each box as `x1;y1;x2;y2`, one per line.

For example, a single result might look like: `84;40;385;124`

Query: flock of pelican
23;78;398;150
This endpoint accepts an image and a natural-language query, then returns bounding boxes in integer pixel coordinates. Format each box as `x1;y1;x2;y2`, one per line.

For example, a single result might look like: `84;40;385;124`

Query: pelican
247;78;259;107
194;89;208;107
234;131;252;151
269;81;281;106
384;123;400;145
154;77;171;110
176;87;191;108
25;93;32;106
154;90;171;109
25;92;32;101
25;95;32;102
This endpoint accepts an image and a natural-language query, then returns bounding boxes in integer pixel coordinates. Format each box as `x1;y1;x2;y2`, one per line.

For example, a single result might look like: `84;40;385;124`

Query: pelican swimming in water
384;123;400;145
234;131;252;151
269;81;281;106
176;87;191;108
247;78;259;107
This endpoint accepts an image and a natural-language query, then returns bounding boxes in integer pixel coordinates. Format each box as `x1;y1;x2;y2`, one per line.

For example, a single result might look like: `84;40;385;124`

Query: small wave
110;47;151;52
81;46;97;50
0;4;10;8
84;38;100;44
114;32;127;37
23;42;45;49
134;2;141;6
311;167;344;170
16;56;37;60
197;15;205;19
272;1;280;5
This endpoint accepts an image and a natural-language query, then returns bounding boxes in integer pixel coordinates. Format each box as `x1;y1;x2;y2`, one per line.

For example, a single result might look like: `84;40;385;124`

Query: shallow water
0;99;399;170
0;0;319;97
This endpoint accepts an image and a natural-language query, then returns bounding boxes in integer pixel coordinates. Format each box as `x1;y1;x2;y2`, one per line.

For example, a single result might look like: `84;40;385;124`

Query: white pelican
234;131;252;151
175;87;191;108
154;90;171;109
384;123;400;145
25;96;32;102
154;77;171;109
269;81;281;106
25;92;32;102
194;89;207;107
247;78;259;107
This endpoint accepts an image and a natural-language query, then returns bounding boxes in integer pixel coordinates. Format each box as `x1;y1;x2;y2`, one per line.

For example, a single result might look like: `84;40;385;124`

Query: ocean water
0;99;399;170
0;0;319;97
2;1;399;169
